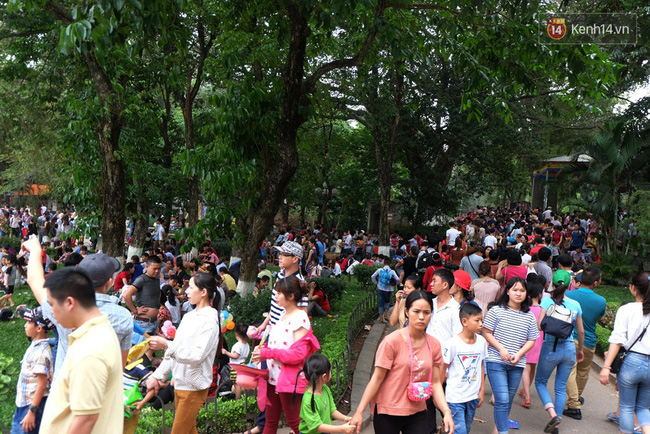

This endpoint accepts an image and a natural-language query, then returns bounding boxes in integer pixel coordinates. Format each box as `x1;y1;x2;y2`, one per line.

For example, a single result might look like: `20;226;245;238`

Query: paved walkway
280;316;621;433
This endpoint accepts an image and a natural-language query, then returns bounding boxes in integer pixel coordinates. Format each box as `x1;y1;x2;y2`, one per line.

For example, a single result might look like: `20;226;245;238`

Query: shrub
227;290;272;326
0;237;22;252
308;277;345;302
596;324;612;356
0;353;18;403
600;252;637;285
211;239;233;259
353;265;380;287
136;396;257;434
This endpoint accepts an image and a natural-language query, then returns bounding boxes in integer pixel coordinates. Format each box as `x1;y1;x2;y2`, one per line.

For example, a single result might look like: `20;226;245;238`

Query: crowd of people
1;204;649;434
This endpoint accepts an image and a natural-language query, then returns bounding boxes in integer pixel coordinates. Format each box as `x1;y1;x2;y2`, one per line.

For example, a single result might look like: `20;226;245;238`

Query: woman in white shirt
147;273;221;434
600;271;650;434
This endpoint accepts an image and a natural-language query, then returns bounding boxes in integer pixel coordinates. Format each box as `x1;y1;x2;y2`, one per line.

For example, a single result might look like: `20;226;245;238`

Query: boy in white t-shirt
443;303;487;434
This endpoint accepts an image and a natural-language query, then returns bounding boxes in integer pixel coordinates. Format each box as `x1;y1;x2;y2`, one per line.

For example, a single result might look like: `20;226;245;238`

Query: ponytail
631;271;650;315
551;281;566;305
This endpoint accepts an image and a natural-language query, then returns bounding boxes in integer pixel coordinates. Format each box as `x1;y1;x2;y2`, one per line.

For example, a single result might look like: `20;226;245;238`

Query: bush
353;265;380;287
227;290;272;326
211;239;233;259
0;353;18;403
0;236;22;252
600;252;637;285
596;324;612;356
308;277;345;302
136;396;257;434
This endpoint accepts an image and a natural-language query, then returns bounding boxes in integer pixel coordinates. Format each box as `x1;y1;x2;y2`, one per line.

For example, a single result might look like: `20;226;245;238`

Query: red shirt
312;289;330;312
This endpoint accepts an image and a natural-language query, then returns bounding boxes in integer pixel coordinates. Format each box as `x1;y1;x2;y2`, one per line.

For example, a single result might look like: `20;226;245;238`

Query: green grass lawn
595;284;634;306
0;286;39;428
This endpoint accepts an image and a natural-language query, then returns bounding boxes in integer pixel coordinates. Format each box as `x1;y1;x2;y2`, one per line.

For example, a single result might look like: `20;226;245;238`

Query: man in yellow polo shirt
40;267;123;434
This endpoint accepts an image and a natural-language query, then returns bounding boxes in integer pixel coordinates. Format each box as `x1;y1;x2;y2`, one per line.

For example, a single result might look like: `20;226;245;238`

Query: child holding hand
299;354;355;434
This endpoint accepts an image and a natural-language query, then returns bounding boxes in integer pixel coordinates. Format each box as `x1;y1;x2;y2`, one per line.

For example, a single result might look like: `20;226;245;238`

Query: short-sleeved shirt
533;262;553;290
374;329;443;416
426;297;462;345
460;254;483;281
299;385;336;434
41;293;133;381
16;338;52;407
41;315;123;434
443;335;487;403
566;288;606;349
483;305;539;368
132;274;161;309
114;270;131;294
540;296;582;344
267;310;310;385
269;269;307;327
123;363;152;392
229;341;250;365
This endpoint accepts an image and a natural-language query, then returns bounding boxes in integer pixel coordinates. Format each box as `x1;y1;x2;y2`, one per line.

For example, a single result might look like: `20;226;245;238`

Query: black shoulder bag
611;321;650;374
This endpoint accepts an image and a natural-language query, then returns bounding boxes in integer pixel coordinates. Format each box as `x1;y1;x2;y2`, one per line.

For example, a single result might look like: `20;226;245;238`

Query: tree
563;119;650;253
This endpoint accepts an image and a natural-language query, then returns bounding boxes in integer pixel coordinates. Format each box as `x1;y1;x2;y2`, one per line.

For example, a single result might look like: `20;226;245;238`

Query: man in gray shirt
533;247;553;292
123;255;162;334
459;247;484;281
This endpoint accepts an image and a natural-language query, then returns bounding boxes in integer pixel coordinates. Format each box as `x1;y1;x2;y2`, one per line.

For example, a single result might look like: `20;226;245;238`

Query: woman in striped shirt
482;277;539;434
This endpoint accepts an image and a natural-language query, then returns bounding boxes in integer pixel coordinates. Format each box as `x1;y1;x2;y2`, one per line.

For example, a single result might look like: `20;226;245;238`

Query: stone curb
349;318;388;431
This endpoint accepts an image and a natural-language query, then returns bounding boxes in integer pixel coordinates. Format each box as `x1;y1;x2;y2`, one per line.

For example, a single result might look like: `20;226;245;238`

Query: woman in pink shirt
350;291;453;434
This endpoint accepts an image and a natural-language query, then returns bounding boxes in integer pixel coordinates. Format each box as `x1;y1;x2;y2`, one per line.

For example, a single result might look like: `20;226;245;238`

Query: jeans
535;340;575;413
486;361;524;434
618;352;650;433
11;398;47;434
378;289;392;315
134;318;158;334
449;399;479;434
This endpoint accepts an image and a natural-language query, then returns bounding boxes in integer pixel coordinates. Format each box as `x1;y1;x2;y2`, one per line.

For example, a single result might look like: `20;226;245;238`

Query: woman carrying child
299;354;355;434
350;290;453;434
482;277;539;434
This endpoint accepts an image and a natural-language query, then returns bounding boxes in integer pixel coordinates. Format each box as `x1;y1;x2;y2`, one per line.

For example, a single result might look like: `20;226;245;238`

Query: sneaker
579;396;585;405
544;416;561;433
563;408;582;420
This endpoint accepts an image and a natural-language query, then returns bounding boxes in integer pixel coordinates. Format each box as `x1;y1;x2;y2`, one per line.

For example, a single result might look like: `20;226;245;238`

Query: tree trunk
182;102;200;226
129;176;149;257
236;3;307;294
373;69;403;246
158;87;174;221
85;51;125;258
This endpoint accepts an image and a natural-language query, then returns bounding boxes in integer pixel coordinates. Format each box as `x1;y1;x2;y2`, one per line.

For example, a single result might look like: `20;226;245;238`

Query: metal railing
154;291;378;432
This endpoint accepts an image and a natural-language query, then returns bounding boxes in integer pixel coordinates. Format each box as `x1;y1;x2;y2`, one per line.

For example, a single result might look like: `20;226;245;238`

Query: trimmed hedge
135;396;257;434
308;276;345;301
227;290;272;326
353;265;380;287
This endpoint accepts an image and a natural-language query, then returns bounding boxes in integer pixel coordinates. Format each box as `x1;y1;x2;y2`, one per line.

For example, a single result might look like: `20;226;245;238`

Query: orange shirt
373;329;443;416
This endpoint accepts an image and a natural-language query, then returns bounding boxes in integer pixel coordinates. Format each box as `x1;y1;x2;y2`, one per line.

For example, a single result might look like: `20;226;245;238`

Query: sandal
519;388;526;399
606;412;620;425
520;399;531;408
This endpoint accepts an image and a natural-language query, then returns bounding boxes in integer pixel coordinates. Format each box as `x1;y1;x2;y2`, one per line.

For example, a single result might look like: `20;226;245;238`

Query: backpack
378;268;396;287
540;302;574;350
416;252;433;275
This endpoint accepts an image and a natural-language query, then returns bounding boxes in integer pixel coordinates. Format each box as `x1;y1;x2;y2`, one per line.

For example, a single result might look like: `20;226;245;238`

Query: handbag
540;302;574;351
405;330;434;402
611;321;650;374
